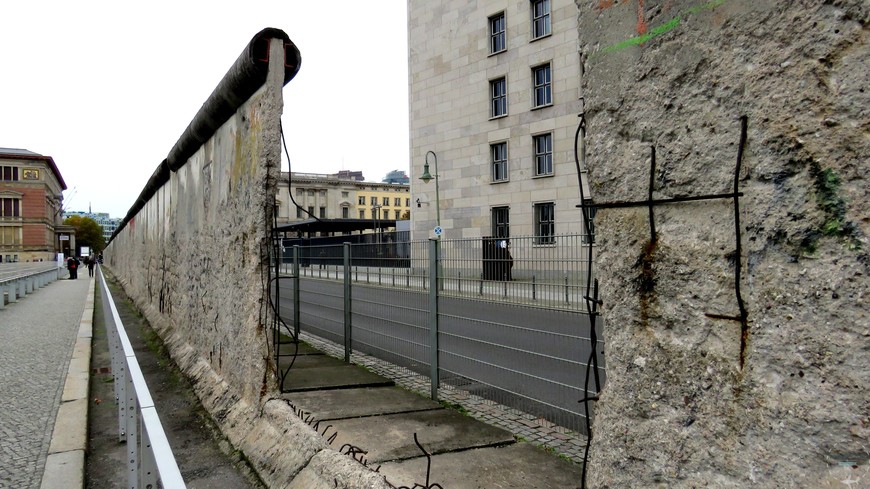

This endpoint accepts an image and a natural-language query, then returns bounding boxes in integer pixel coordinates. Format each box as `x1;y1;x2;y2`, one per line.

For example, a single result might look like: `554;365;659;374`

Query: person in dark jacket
87;256;95;277
66;256;79;279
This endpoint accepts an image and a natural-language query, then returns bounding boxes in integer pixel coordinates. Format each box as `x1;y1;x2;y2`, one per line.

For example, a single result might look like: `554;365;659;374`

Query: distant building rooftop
0;147;67;190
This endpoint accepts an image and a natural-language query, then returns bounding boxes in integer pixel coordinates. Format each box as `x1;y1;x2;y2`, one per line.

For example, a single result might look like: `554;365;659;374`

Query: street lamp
420;150;440;237
371;204;382;245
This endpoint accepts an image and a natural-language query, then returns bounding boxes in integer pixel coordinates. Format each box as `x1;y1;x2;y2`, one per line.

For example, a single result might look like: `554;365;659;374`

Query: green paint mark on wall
595;0;726;57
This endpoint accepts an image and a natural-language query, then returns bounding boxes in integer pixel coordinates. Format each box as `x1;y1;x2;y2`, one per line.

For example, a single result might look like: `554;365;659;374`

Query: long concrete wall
578;1;868;487
103;29;392;488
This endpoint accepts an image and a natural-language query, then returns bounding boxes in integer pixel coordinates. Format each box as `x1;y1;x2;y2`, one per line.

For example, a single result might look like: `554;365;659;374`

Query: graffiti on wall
594;0;726;57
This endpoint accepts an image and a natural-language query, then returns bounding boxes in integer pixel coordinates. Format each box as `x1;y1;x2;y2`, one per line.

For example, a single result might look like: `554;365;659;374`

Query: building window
342;207;349;218
0;226;21;245
533;133;553;175
491;142;508;182
342;191;349;198
307;206;314;217
405;198;410;207
531;0;551;39
532;63;552;107
359;209;365;219
296;188;304;196
307;190;314;196
1;166;19;181
0;198;21;217
319;207;326;218
394;197;401;206
383;197;389;206
492;206;510;238
370;196;378;205
535;203;555;244
490;77;507;118
489;12;506;54
358;196;366;205
296;207;303;218
394;210;400;220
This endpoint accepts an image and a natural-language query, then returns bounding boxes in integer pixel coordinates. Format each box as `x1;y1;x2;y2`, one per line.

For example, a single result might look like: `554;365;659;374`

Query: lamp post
371;204;382;245
419;150;441;237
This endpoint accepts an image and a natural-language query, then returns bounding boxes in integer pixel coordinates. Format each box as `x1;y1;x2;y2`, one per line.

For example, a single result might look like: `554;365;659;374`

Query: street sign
434;226;443;237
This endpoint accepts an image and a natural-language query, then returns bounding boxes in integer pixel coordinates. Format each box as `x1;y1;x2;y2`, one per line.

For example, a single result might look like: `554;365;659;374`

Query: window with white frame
342;207;349;218
535;202;555;244
359;209;365;219
383;197;389;206
531;0;551;39
319;207;326;218
358;196;365;205
533;133;553;175
489;12;506;54
394;197;401;206
532;63;552;107
490;77;507;118
491;142;508;182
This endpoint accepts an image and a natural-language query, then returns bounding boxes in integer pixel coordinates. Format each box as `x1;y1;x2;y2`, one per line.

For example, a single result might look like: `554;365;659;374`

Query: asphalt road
275;276;605;432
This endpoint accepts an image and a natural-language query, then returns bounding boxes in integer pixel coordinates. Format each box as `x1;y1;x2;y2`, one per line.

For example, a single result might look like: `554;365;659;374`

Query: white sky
0;1;410;218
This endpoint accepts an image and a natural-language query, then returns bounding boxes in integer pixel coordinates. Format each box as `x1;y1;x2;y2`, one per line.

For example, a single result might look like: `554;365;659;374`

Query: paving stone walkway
0;275;90;489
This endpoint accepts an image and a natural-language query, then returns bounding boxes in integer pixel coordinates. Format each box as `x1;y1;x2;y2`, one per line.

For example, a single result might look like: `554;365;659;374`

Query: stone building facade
0;148;67;262
408;0;588;241
276;172;410;227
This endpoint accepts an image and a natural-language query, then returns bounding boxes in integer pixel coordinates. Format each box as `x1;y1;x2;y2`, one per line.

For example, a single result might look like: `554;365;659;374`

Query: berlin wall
103;29;392;488
577;1;868;487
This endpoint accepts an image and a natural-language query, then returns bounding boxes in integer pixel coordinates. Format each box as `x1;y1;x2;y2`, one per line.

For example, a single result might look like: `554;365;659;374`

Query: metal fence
98;268;186;488
273;233;604;434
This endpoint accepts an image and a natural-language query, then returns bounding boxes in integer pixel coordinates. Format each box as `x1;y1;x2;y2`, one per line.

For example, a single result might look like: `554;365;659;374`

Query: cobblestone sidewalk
0;277;90;489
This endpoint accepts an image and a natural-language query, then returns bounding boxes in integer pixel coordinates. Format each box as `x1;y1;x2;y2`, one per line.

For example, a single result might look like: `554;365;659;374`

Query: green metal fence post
344;242;352;363
293;245;300;340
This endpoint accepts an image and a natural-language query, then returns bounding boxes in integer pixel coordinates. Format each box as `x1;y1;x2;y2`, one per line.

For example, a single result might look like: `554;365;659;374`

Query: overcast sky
0;1;410;218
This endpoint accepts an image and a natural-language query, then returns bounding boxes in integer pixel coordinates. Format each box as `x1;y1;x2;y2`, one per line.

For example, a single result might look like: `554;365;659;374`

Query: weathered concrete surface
283;386;442;420
578;1;869;487
379;443;584;489
327;409;516;463
100;35;391;487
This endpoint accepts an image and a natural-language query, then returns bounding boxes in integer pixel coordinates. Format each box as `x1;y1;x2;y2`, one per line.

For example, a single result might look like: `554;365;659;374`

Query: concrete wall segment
98;31;390;487
578;0;869;486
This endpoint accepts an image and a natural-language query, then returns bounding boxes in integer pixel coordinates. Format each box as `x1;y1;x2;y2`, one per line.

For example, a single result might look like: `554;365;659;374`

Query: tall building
0;148;68;262
382;170;410;184
276;172;410;230
408;0;588;241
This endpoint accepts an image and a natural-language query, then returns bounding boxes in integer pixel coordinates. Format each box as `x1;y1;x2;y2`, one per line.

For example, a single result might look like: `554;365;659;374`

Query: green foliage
63;215;106;253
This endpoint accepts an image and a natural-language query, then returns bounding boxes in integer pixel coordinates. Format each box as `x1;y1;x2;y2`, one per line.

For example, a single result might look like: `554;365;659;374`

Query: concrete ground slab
282;386;441;420
40;450;84;489
278;341;323;356
327;408;515;463
279;352;347;369
378;442;583;489
48;398;87;453
282;365;394;391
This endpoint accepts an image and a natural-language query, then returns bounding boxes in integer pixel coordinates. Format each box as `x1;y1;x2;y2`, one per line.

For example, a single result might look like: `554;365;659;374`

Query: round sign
434;226;443;236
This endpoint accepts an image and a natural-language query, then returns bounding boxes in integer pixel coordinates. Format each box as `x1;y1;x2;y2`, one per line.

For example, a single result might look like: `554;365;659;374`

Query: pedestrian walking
66;256;79;279
87;256;95;277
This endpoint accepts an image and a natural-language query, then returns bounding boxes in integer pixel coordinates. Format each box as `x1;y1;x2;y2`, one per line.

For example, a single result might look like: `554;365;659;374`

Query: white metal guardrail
0;264;61;309
98;268;186;488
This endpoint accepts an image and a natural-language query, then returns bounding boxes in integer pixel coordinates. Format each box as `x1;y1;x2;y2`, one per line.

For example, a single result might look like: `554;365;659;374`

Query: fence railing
0;264;62;309
274;234;604;434
98;268;186;489
279;233;594;312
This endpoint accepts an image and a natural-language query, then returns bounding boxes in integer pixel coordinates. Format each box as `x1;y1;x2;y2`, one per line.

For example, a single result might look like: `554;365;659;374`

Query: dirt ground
86;272;265;488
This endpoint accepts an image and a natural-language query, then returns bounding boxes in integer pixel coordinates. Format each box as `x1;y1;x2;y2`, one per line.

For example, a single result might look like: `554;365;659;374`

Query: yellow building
275;172;410;232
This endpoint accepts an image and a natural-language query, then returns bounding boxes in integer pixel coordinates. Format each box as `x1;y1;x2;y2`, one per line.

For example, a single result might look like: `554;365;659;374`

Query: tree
63;215;106;255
